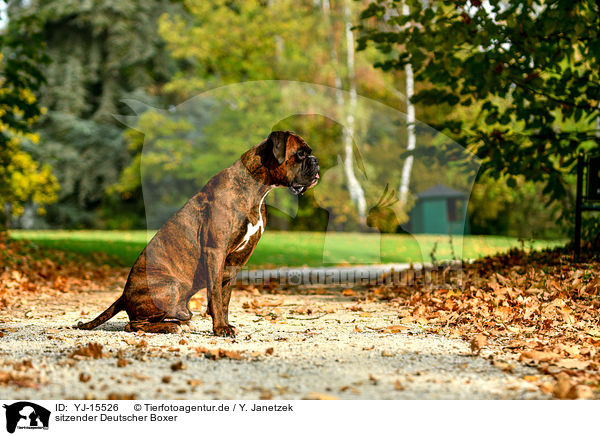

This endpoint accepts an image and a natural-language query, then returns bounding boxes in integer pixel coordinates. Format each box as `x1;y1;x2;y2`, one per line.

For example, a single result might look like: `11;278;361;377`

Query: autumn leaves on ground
1;233;599;399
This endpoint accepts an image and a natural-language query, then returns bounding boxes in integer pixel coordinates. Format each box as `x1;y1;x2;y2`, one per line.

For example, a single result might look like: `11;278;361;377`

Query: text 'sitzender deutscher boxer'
77;131;320;336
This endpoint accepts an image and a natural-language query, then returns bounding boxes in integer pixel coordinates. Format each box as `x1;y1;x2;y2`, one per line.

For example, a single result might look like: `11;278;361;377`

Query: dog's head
243;131;320;194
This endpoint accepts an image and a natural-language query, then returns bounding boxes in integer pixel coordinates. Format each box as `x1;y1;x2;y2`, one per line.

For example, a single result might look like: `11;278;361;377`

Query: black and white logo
3;402;50;434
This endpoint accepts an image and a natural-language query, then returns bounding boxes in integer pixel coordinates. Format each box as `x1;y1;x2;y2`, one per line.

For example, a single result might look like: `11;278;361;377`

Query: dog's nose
310;156;320;173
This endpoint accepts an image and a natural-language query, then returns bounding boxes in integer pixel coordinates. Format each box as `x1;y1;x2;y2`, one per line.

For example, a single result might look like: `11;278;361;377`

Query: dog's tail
77;296;124;330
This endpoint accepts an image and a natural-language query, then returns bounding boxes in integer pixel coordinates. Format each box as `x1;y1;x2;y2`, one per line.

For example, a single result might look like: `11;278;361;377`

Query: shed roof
416;184;467;199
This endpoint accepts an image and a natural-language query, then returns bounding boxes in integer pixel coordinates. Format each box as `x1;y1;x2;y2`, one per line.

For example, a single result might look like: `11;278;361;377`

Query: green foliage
468;173;565;238
32;113;132;227
0;4;58;227
357;0;600;224
159;0;323;96
7;0;180;228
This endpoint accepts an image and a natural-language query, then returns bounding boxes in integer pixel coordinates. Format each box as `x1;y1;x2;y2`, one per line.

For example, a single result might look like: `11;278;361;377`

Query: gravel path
0;286;548;400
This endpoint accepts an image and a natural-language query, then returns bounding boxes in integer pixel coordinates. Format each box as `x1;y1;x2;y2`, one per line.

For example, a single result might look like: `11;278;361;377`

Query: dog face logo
3;402;50;433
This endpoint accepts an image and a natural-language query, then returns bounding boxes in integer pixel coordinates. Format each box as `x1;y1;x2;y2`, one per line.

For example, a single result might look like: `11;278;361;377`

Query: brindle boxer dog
77;131;319;336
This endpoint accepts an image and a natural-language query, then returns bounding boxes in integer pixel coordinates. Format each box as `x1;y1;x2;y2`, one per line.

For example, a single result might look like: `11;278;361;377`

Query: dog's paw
213;325;237;337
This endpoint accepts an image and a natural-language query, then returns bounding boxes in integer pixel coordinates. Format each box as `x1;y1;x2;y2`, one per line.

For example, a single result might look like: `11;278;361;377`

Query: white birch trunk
398;2;416;207
342;0;366;219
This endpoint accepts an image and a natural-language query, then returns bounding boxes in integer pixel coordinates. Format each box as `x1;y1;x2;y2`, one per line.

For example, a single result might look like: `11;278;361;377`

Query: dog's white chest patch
234;191;269;252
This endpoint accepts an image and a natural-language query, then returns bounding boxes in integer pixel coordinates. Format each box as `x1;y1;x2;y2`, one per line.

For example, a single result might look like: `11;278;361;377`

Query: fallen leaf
195;347;244;360
492;360;515;373
260;390;273;400
572;385;594;400
555;359;590;370
553;373;574;399
470;334;488;354
381;325;408;334
539;381;554;394
70;343;105;359
520;350;560;363
304;392;338;400
107;393;136;400
170;361;186;371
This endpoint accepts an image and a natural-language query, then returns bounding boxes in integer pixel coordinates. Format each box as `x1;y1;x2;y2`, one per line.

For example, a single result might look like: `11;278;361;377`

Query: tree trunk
342;0;366;219
398;2;416;207
322;0;367;220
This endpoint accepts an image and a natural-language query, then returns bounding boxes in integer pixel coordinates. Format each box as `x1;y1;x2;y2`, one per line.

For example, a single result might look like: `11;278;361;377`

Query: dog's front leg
200;247;235;337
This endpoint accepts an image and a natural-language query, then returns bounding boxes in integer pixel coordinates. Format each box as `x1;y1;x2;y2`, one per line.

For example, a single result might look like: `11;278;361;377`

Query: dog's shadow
84;321;127;332
81;320;214;336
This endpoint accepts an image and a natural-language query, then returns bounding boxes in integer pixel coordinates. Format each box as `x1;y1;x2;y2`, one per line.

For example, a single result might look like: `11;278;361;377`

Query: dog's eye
296;151;306;159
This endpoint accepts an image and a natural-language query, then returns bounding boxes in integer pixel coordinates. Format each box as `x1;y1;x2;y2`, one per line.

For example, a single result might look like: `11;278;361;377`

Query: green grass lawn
9;230;566;268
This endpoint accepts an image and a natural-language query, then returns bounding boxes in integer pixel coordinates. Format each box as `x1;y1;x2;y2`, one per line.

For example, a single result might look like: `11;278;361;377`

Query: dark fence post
574;153;584;261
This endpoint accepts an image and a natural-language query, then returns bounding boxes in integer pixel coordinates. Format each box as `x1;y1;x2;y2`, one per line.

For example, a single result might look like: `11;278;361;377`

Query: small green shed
409;184;469;235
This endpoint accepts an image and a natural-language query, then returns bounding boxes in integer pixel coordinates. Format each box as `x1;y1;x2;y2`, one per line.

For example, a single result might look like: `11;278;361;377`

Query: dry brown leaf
107;393;136;400
470;334;488;354
555;359;590;370
170;360;186;371
304;392;338;400
553;373;575;399
492;360;515;373
539;381;554;394
381;324;408;334
70;342;105;359
572;385;594;400
520;350;561;363
195;347;244;360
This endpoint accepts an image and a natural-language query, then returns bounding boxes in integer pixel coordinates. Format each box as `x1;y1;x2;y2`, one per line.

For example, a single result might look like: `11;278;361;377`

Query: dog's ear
268;131;288;165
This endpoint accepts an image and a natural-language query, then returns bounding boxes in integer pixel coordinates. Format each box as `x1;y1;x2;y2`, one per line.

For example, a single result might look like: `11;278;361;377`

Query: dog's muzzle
289;157;320;195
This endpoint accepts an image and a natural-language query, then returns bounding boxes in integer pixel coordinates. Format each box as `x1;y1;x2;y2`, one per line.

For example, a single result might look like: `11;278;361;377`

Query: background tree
357;0;600;238
6;0;180;228
0;3;58;229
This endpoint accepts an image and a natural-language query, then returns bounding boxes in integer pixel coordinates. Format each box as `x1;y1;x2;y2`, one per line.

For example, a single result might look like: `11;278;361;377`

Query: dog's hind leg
125;320;182;334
